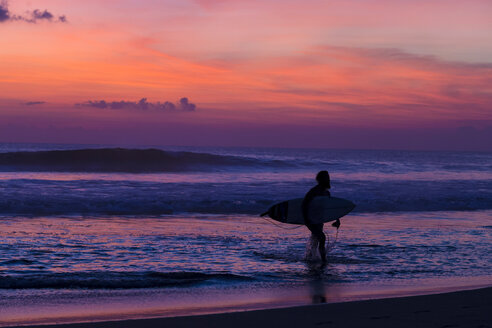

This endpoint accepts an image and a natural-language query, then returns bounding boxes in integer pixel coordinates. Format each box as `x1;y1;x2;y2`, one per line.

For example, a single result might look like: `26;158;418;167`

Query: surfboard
261;196;355;225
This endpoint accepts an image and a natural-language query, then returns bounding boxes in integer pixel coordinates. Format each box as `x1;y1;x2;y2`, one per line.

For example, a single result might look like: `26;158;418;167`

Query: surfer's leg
306;223;326;261
317;230;326;262
305;234;319;260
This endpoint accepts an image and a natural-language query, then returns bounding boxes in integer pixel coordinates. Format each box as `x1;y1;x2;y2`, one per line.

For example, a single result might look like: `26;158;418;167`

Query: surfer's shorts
305;222;325;241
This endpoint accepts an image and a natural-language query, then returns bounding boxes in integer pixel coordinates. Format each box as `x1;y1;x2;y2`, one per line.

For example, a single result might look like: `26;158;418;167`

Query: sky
0;0;491;151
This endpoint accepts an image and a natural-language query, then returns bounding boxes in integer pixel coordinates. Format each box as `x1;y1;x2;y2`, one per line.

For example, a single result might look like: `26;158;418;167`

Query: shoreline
3;283;491;328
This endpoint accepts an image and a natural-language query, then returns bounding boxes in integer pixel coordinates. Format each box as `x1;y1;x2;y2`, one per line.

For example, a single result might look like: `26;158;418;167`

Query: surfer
302;171;340;262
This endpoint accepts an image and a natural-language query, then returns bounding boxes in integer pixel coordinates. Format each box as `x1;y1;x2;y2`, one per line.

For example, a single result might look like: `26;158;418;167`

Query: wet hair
316;170;330;184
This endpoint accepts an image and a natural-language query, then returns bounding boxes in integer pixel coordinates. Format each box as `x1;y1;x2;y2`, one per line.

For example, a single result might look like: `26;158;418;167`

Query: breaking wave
0;178;491;216
0;148;293;173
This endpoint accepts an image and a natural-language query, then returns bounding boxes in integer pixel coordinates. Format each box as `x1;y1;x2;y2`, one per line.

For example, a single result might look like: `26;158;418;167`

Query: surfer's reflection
307;262;327;304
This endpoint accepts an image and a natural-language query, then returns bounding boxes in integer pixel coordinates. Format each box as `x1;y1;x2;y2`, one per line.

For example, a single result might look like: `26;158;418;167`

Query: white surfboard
261;196;355;225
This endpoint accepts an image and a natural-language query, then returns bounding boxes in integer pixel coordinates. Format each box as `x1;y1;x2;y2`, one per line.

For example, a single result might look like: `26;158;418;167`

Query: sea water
0;144;491;325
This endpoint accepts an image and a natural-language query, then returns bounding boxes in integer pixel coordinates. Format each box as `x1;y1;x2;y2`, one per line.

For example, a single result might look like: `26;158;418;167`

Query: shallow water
1;212;491;325
1;212;491;289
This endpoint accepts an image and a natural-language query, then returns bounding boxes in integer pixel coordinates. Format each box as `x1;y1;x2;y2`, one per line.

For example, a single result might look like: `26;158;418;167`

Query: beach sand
10;286;491;328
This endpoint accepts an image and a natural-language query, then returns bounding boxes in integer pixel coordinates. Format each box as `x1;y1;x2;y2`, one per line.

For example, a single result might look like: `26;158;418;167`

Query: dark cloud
32;9;53;20
178;97;196;111
0;1;67;23
24;101;46;106
0;1;9;22
77;98;197;112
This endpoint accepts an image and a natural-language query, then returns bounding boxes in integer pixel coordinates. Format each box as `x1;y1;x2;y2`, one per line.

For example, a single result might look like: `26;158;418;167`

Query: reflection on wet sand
306;261;328;304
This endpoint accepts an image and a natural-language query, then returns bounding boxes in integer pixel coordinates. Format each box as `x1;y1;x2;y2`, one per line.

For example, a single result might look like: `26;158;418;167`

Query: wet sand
10;286;491;328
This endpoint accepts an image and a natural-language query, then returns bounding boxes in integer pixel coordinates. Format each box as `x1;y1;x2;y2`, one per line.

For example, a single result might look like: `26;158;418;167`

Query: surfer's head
316;170;330;188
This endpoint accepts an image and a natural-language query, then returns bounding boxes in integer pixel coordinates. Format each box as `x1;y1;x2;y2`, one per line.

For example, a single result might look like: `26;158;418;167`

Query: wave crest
0;148;287;172
1;179;491;216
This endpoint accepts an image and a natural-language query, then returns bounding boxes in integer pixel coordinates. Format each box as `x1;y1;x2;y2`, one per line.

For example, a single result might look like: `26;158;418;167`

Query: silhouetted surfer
302;171;340;262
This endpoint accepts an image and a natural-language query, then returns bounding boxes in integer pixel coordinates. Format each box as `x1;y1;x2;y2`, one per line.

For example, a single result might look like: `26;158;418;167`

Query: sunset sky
1;0;491;150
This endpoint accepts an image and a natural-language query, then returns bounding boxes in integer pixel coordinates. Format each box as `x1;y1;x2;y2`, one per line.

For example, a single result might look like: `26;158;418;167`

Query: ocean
0;143;491;325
